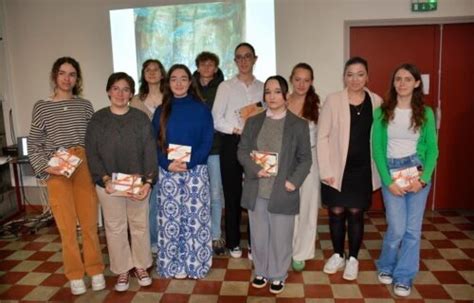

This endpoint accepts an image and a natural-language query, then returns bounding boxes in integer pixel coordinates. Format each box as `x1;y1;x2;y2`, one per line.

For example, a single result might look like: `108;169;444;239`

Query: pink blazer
317;87;382;192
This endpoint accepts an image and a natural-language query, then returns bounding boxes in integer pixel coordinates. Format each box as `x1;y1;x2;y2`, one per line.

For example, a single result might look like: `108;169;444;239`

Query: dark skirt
321;164;372;209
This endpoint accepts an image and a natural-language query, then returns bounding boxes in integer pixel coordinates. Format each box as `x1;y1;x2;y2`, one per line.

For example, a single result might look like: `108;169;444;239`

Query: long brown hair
382;63;425;131
158;64;202;153
289;63;320;123
138;59;166;101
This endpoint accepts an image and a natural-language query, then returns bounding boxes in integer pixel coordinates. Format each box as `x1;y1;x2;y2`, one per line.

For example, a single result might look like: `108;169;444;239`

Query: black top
321;92;373;209
193;69;224;155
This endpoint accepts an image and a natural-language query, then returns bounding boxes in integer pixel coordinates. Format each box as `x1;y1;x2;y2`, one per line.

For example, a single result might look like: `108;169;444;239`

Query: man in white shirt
212;42;264;258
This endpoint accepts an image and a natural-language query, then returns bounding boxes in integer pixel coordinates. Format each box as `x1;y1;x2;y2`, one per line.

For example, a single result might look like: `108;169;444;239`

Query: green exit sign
412;0;437;12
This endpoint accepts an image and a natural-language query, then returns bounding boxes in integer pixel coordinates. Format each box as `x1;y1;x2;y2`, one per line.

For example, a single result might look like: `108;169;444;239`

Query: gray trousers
248;197;295;281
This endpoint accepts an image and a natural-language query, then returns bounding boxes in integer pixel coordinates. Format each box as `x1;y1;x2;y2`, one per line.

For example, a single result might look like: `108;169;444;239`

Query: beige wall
1;0;473;141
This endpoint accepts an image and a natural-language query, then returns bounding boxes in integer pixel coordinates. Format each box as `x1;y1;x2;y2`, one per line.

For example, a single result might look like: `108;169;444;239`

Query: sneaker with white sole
229;246;242;258
269;280;285;294
323;253;345;274
70;279;86;295
91;274;106;291
247;246;253;261
135;268;152;287
342;256;359;280
251;275;267;288
394;283;411;297
115;272;130;292
174;272;187;279
378;272;393;285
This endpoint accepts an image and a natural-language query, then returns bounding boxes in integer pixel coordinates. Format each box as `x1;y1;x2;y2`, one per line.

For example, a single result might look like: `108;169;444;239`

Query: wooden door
349;23;474;210
350;25;440;210
434;23;474;209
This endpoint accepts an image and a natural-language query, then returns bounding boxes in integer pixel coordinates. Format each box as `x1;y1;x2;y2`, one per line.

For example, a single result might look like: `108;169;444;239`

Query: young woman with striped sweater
28;57;105;295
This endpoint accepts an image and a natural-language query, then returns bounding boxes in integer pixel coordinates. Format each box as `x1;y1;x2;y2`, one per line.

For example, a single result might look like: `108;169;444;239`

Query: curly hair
382;63;425;131
289;63;320;123
195;51;220;67
50;57;83;96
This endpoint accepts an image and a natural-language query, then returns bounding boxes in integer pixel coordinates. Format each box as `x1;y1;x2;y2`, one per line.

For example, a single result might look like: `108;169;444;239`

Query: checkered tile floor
0;210;473;302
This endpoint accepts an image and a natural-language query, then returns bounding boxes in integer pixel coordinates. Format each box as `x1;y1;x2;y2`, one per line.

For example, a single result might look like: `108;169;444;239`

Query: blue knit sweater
152;95;214;170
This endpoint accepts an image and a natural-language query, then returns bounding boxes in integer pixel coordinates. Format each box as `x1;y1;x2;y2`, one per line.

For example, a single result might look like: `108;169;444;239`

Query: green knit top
372;106;439;186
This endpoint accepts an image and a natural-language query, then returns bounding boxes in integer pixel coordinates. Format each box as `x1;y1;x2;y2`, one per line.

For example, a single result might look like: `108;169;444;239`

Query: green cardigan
372;106;439;186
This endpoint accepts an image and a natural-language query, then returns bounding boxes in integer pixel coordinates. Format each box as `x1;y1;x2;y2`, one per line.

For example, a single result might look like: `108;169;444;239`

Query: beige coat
130;96;154;120
317;87;382;192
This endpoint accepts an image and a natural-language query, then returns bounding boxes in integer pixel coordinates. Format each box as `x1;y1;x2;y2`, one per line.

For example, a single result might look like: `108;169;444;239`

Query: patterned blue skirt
156;165;212;279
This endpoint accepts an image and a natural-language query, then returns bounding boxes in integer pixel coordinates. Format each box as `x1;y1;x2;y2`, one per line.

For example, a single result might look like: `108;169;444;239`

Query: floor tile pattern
0;210;473;302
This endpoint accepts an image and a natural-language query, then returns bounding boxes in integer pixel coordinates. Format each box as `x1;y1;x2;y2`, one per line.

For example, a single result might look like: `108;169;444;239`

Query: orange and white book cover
167;144;192;163
390;166;420;188
110;173;143;196
48;148;82;178
251;150;278;176
236;102;264;125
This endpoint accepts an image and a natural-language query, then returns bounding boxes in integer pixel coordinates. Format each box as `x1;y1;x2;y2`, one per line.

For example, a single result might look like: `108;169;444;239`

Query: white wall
275;0;474;100
1;0;473;139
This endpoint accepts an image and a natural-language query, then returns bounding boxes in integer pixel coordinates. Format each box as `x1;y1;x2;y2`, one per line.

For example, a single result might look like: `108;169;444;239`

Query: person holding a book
317;57;382;281
28;57;105;295
130;59;166;256
287;63;321;272
372;63;438;297
85;72;157;292
192;51;226;256
152;64;214;279
238;75;312;294
212;42;264;259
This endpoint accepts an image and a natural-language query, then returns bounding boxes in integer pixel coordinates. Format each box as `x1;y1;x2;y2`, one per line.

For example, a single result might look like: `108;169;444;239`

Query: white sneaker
91;273;106;291
394;283;411;297
323;253;345;274
70;279;86;295
174;272;187;279
342;257;359;281
229;246;242;258
247;247;253;261
134;268;152;286
378;272;393;285
115;272;130;292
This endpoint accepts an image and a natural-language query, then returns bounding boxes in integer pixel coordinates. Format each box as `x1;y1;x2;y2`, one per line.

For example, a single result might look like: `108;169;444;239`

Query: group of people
27;41;438;298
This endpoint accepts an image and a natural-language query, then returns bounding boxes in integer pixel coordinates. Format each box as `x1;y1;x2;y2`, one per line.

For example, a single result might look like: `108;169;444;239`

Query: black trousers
220;134;250;249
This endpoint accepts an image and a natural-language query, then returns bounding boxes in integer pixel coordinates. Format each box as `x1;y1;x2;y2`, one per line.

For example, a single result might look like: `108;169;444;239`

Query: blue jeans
149;184;158;250
208;154;224;240
377;154;431;286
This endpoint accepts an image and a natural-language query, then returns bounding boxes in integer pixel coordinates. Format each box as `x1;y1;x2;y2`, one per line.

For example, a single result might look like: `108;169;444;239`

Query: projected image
135;2;244;80
110;0;275;83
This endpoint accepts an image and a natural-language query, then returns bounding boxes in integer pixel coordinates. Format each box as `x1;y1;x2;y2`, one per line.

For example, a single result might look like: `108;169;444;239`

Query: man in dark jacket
193;52;226;255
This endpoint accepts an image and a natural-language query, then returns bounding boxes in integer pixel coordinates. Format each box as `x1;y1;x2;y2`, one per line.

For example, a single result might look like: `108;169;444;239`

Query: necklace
354;101;364;115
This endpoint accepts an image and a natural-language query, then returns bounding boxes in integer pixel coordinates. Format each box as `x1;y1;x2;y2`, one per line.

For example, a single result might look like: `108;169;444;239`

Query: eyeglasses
235;53;254;62
110;86;131;94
